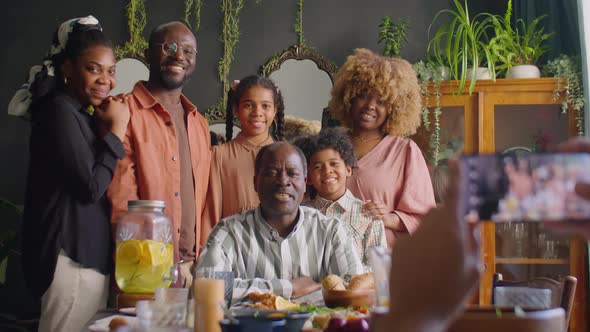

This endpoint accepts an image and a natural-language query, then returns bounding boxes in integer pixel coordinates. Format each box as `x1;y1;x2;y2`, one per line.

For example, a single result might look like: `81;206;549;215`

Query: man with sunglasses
108;21;210;288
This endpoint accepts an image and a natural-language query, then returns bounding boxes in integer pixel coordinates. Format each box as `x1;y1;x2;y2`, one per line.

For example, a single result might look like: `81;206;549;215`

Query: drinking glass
512;223;528;257
155;287;189;304
136;300;187;329
193;277;225;332
370;246;391;311
195;268;234;308
544;240;558;259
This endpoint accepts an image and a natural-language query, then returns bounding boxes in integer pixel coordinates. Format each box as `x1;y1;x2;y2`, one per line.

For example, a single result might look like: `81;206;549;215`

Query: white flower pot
466;67;492;80
506;65;541;79
437;66;451;80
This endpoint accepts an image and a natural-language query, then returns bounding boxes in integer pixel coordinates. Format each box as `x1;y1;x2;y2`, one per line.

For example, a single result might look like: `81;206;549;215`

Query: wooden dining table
84;304;566;332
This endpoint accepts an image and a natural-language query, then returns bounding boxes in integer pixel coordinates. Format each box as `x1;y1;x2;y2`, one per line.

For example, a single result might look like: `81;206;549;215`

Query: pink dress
346;135;435;247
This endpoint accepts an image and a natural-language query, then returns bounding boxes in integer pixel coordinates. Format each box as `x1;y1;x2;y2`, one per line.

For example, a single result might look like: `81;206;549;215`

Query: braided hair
225;75;285;141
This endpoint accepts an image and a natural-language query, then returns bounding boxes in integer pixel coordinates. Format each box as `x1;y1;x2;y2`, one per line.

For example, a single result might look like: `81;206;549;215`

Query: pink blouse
347;135;435;247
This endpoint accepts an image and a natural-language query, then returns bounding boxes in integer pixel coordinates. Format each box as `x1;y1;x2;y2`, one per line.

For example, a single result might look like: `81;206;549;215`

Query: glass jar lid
128;200;166;209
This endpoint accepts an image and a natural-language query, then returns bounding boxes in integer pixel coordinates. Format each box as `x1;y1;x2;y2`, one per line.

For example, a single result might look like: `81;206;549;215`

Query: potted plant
378;16;409;57
544;54;585;135
488;0;553;78
428;0;496;94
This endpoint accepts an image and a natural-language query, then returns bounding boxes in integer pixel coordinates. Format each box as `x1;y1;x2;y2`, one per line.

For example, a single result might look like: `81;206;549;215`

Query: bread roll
322;274;346;290
348;272;375;290
109;317;128;331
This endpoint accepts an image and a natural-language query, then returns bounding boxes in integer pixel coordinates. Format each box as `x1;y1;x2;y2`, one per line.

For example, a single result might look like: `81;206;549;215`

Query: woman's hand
363;200;405;231
95;96;130;142
179;261;194;288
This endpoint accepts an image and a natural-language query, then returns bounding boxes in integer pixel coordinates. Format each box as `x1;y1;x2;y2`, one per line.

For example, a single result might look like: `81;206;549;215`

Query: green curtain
514;0;581;59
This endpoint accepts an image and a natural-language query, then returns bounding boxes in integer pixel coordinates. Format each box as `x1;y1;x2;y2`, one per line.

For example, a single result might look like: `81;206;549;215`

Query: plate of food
247;292;301;311
231;293;313;332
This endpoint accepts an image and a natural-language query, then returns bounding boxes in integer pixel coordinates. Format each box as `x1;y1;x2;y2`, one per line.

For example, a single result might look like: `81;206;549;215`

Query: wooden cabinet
420;78;588;332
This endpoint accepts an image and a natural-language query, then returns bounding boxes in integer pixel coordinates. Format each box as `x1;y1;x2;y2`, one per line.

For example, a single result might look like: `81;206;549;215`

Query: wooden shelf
496;258;569;265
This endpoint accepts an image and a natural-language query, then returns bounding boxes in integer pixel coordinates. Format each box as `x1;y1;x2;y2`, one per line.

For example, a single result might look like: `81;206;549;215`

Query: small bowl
230;309;287;332
284;311;312;332
220;319;241;332
322;288;375;308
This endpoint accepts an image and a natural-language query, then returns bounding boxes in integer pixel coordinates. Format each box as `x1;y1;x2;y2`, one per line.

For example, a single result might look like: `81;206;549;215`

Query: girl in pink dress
328;48;435;247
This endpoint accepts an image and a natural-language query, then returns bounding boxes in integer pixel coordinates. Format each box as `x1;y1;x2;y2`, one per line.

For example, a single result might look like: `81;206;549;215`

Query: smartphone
460;152;590;222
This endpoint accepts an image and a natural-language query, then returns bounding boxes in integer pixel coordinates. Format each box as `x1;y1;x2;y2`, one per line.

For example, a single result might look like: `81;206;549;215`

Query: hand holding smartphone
460;152;590;222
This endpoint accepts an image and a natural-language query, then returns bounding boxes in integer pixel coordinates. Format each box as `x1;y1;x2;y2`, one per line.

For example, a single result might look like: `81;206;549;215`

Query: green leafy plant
428;0;496;94
294;0;305;46
414;60;446;165
488;0;552;74
378;16;409;57
544;54;585;135
184;0;203;31
115;0;148;60
207;0;245;118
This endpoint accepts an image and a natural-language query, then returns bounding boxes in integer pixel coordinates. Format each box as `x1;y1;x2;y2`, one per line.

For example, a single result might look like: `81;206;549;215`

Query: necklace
244;132;271;147
352;135;383;142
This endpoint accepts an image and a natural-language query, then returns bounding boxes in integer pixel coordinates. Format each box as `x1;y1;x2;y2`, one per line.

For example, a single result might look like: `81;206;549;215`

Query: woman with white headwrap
11;16;129;331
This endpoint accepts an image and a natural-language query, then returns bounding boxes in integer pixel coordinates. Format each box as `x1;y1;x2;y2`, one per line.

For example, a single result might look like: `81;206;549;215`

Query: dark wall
1;0;469;204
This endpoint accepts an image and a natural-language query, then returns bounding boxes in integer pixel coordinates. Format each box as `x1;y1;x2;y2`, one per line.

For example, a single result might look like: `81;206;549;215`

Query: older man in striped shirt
196;142;363;304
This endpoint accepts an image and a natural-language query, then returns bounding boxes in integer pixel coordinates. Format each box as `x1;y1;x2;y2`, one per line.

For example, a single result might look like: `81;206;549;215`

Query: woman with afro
329;48;435;248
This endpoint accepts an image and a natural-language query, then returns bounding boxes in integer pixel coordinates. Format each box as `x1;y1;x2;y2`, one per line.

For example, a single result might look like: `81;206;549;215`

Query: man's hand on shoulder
290;276;321;298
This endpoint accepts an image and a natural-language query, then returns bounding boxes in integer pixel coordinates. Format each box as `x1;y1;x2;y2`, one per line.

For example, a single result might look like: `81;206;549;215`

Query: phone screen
460;152;590;222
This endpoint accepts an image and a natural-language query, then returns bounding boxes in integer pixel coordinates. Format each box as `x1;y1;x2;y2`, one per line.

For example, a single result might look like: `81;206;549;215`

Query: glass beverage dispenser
115;200;175;306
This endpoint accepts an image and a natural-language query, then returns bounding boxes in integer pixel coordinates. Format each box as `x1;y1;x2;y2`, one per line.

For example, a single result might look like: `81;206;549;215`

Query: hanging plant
261;0;319;79
414;60;445;165
294;0;305;46
184;0;202;31
115;0;148;60
207;0;245;117
544;54;585;136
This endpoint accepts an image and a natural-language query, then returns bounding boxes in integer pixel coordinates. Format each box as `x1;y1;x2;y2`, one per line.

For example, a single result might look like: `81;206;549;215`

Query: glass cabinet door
494;105;571;281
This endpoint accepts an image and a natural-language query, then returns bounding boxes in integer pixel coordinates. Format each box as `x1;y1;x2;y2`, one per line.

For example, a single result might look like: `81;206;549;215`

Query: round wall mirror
110;58;149;95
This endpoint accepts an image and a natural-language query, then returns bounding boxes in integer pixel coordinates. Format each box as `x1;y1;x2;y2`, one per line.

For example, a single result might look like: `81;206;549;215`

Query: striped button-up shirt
196;206;363;303
304;190;387;271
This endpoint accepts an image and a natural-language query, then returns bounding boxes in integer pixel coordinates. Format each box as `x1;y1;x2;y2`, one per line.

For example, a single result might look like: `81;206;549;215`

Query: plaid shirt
196;206;363;303
304;190;387;270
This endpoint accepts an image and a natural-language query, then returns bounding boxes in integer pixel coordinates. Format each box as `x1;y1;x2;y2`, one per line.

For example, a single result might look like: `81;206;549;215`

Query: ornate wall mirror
260;44;337;122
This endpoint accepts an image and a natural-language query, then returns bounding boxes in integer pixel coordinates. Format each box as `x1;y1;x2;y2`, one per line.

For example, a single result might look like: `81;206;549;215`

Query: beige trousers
38;250;109;332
